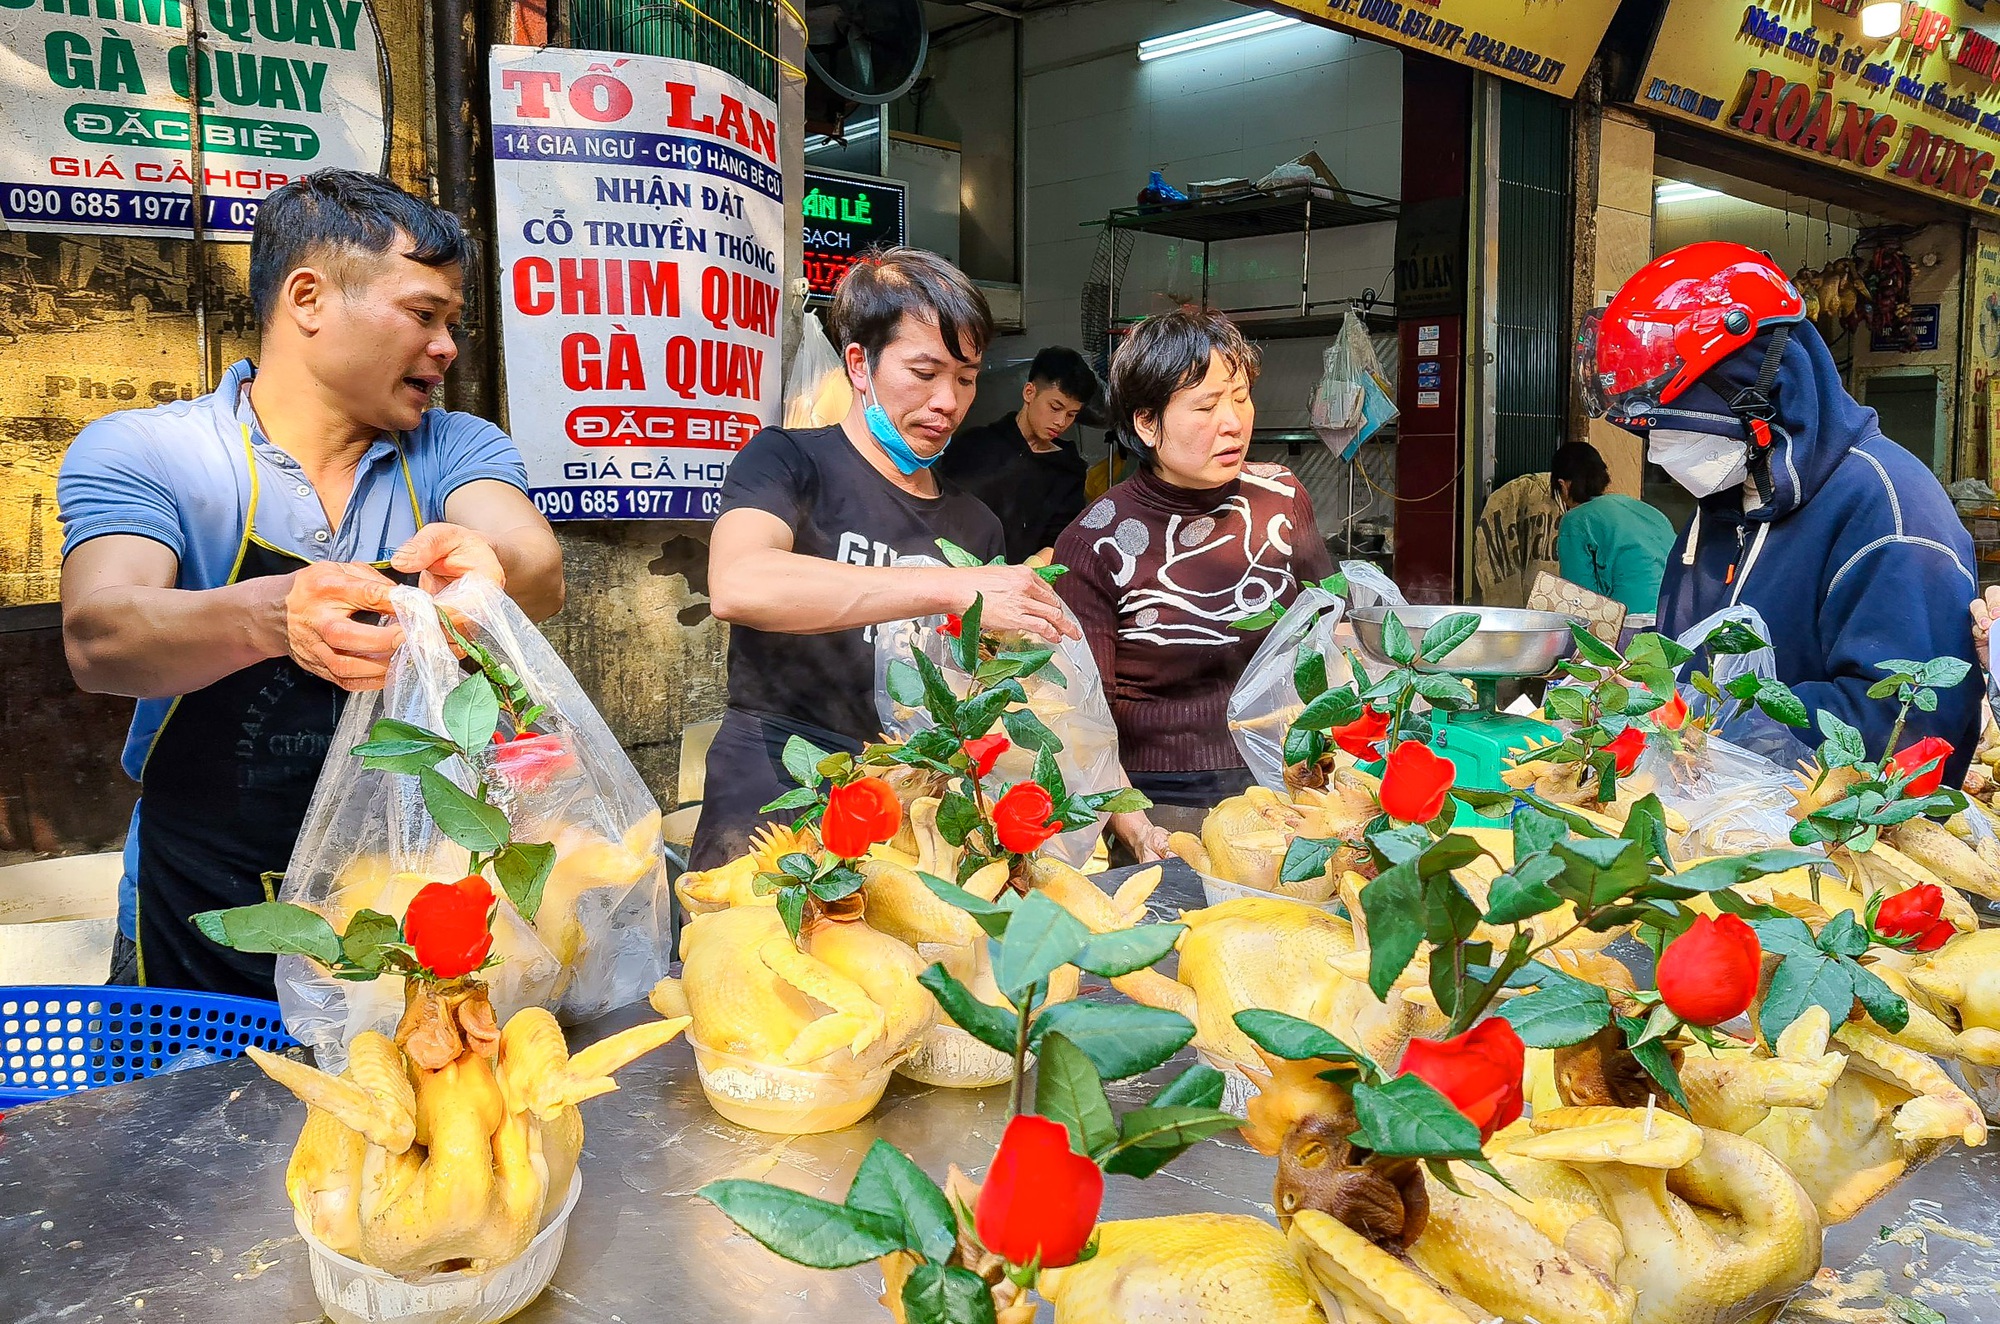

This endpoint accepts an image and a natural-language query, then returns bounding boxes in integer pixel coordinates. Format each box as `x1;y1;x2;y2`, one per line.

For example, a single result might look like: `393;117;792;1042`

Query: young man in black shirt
696;249;1077;868
938;347;1096;563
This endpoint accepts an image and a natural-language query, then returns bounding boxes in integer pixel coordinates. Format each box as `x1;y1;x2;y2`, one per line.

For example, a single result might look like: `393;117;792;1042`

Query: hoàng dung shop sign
490;46;784;523
0;0;389;239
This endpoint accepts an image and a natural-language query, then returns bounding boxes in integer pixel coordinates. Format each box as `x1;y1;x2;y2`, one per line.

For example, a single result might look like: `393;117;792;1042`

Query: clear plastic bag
874;559;1123;866
276;577;671;1072
1671;605;1811;768
1310;311;1398;458
1625;733;1803;861
783;310;852;429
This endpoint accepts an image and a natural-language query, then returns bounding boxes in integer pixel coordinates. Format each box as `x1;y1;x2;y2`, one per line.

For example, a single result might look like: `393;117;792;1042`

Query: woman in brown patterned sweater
1055;308;1332;859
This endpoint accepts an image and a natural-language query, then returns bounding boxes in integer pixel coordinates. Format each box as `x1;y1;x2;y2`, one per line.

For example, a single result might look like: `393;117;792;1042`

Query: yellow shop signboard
1637;1;2000;215
1263;0;1622;99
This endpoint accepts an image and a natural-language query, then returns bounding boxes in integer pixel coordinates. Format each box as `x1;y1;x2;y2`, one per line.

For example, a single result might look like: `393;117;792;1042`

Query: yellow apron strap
395;433;423;526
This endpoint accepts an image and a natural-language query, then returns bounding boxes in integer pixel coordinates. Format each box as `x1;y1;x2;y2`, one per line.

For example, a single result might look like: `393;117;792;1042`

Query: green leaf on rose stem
1615;1014;1690;1111
1420;873;1482;950
1351;1074;1485;1161
775;885;808;940
1483;859;1567;926
1748;915;1825;960
911;649;962;724
933;538;986;569
1850;960;1912;1034
1033;744;1068;803
759;787;821;815
1542;685;1589;723
846;1139;960;1266
1758;952;1857;1048
358;744;459;776
1296;687;1364;731
1232;603;1285;632
1665;849;1823;895
974;655;1028;687
1027;1001;1196;1080
1817;910;1870;959
1567;623;1624;668
1360;862;1425;1001
1629;1000;1681;1048
995;892;1091;1003
417;767;512;853
492;840;556;921
1035;1032;1119;1159
1411;671;1479;709
1628;631;1695;669
1081;787;1153;816
1101;1106;1243;1177
933;792;982;849
1284;726;1328;770
779;852;819;881
1418;612;1483;665
362;717;455;749
901;1262;999;1324
442;673;503;754
816;752;856;784
918;871;1016;939
1072;924;1185;978
700;1180;910;1269
1511;805;1568;857
1281;836;1346;886
1866;676;1906;701
192;901;343;967
1816;709;1868;768
1755;679;1810;728
1381;611;1416;666
808;865;866;904
1550;836;1649;910
954;685;1017;742
783;735;835;791
1296;648;1329;704
1498;978;1614;1048
1150;1063;1228;1110
887;658;926;709
1703;621;1770;656
1917;656;1973;690
917;964;1019;1054
1232;1009;1383;1077
953;594;985;673
1000;706;1064;754
336;908;401;976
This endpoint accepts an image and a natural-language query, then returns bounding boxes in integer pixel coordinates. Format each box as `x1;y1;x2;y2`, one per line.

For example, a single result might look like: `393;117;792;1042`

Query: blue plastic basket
0;985;296;1108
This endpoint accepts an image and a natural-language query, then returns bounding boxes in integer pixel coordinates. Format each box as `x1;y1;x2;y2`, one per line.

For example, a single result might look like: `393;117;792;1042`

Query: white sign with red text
489;45;782;521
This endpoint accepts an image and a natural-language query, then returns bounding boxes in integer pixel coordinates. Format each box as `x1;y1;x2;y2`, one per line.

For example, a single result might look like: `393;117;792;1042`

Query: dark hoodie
1652;319;1980;784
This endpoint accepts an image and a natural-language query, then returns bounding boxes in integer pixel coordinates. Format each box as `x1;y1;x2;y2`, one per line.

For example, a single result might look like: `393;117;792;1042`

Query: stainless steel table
4;861;1997;1323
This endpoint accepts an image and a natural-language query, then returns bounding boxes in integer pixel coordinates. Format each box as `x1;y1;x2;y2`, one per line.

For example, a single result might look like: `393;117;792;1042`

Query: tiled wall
1003;0;1404;357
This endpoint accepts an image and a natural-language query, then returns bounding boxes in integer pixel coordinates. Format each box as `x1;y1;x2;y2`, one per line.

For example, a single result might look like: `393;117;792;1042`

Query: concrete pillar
1574;90;1655;498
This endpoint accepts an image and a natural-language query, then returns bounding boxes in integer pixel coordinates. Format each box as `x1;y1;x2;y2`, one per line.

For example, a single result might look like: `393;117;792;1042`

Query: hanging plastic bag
1671;605;1811;768
875;558;1122;866
275;576;671;1072
1309;312;1397;460
783;310;852;429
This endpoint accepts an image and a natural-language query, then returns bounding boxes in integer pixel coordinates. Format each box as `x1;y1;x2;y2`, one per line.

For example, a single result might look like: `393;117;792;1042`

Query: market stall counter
3;861;1998;1323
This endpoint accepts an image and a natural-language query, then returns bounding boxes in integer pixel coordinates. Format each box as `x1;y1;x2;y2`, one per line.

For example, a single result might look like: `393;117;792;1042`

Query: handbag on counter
1527;570;1626;647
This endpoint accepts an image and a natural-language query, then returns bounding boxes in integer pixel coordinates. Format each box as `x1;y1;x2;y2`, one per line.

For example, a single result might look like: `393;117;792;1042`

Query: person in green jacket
1551;442;1677;615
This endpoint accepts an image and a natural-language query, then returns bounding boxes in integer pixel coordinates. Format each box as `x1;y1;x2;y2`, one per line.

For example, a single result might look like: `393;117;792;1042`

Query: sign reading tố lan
0;0;388;239
489;46;783;522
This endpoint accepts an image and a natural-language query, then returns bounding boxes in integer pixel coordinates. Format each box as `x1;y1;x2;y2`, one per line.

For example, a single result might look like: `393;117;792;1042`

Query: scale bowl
1348;605;1581;679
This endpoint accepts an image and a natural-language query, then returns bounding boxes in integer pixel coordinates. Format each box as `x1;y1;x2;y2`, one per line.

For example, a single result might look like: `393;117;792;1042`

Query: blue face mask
861;363;945;475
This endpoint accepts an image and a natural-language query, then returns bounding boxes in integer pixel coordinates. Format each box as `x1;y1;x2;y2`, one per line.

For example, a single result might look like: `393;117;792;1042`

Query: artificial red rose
489;732;577;791
820;777;903;859
940;613;964;638
1657;914;1762;1027
1395;1019;1526;1142
1605;724;1646;777
1658;692;1689;732
403;877;495;979
963;734;1011;780
1378;741;1455;824
974;1113;1104;1268
1330;707;1392;761
1890;736;1953;799
993;781;1061;855
1875;884;1956;952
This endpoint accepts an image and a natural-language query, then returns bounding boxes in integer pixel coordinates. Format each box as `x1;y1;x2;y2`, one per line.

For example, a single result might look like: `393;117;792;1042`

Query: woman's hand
1110;810;1170;863
1975;587;2000;670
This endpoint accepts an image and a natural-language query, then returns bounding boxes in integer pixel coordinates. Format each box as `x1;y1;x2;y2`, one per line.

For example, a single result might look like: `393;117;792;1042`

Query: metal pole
183;10;212;396
1201;239;1209;310
1299;192;1311;318
432;0;497;418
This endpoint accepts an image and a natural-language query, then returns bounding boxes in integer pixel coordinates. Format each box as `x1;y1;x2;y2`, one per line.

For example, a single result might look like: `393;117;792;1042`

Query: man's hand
286;561;403;691
391;522;508;597
954;564;1080;644
1976;587;2000;671
1110;810;1169;863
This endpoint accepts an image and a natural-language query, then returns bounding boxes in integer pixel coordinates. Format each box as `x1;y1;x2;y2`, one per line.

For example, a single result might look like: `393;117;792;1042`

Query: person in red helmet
1580;241;1980;779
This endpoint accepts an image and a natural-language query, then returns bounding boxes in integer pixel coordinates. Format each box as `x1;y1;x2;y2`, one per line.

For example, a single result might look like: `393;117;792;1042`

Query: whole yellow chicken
1169;780;1380;902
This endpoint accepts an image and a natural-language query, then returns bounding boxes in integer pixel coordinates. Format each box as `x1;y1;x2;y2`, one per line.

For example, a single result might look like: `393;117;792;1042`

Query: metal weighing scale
1348;605;1581;826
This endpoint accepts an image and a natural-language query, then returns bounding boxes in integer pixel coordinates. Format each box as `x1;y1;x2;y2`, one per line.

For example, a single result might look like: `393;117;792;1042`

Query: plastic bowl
1196;871;1344;914
296;1171;581;1324
897;1022;1026;1089
690;1035;896;1134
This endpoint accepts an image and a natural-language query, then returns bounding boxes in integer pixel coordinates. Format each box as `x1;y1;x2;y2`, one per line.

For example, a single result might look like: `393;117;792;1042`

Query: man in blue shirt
57;171;564;997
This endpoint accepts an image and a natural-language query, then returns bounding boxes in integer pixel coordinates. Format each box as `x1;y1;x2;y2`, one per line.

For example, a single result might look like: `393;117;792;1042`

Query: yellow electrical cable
1355;458;1463;505
672;0;807;80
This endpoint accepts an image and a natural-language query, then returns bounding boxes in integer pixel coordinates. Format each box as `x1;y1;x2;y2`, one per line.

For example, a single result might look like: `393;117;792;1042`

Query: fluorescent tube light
1654;182;1723;204
1137;11;1302;62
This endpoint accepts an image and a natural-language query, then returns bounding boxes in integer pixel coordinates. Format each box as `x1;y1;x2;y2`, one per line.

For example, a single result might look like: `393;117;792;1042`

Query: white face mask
1648;427;1749;498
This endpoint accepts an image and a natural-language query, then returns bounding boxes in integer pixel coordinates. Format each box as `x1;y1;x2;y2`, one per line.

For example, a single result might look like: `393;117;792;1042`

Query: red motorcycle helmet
1578;241;1805;422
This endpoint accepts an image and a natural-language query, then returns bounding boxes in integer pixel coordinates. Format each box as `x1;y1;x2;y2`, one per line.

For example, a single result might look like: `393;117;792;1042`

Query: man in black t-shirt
695;249;1078;869
937;347;1095;563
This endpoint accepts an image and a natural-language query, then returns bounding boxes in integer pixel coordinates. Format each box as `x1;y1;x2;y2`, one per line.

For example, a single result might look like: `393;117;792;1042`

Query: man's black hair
829;247;993;366
1026;346;1097;403
249;169;469;327
1108;306;1260;464
1550;441;1611;504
